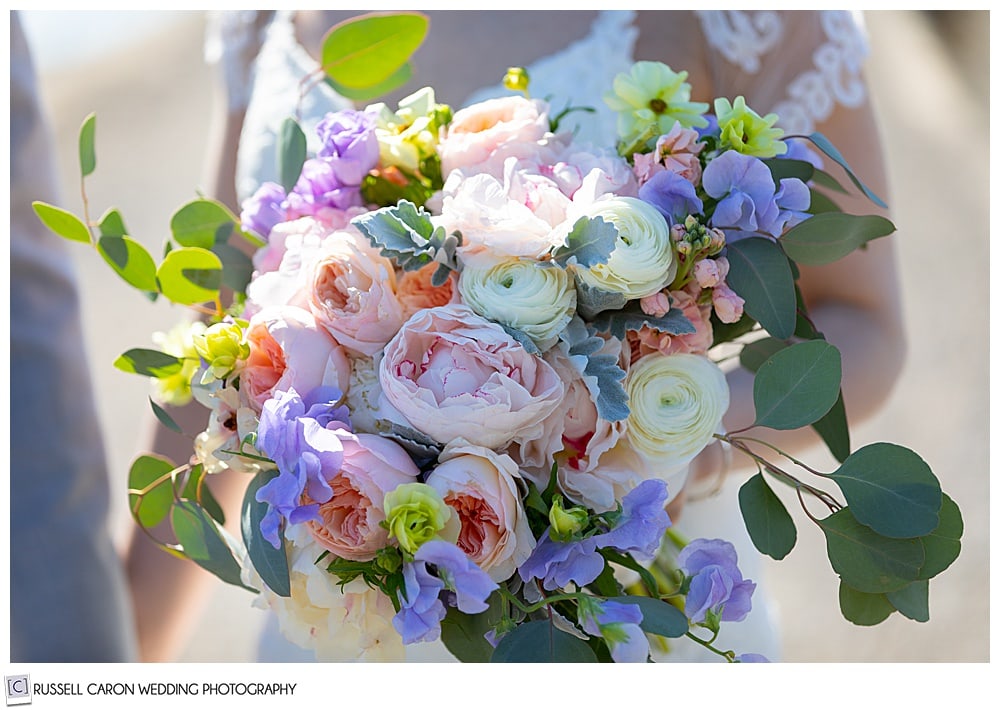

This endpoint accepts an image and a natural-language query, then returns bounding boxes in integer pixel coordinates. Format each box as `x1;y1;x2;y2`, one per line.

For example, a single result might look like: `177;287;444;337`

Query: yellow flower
714;96;787;158
193;320;249;383
367;87;452;174
150;320;205;406
383;482;459;555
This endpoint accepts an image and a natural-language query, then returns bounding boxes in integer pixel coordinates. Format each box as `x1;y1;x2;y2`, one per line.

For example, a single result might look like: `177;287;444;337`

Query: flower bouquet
33;13;963;662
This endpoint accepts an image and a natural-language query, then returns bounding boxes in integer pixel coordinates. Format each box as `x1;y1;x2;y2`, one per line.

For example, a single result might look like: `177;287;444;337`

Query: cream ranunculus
457;253;576;351
625;352;729;477
425;443;535;582
571;196;676;300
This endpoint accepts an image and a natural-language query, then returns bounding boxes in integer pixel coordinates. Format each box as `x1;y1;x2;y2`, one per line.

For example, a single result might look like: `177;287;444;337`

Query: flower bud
548;495;590;542
193;321;249;383
503;66;531;96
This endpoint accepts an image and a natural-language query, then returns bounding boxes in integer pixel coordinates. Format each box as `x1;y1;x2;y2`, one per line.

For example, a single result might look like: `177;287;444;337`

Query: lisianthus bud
383;482;459;555
193;321;249;383
548;495;589;542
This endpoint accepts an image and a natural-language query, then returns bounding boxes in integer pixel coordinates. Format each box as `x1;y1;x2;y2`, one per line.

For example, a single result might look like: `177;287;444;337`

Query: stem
665;527;690;550
684;631;736;662
80;177;96;246
725;438;842;513
126;463;191;499
728;435;829;477
498;587;593;616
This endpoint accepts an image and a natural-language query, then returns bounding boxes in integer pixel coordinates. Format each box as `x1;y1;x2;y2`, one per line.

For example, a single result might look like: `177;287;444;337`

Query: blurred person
9;11;139;662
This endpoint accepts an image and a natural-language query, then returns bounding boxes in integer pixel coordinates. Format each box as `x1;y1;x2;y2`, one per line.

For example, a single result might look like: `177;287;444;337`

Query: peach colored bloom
396;263;459;320
694;256;729;289
439;96;551;177
628;287;713;361
712;282;745;324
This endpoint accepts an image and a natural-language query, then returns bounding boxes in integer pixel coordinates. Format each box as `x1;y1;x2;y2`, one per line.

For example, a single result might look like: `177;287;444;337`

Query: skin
126;10;905;661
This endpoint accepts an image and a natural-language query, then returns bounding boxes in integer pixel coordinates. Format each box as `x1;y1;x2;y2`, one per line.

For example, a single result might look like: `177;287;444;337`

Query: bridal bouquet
34;13;962;662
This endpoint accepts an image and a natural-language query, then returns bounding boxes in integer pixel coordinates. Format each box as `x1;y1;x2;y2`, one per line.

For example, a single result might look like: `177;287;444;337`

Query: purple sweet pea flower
702;151;778;238
393;540;498;644
758;177;810;237
736;653;770;663
579;599;649;663
637;170;703;226
677;538;756;624
781;139;824;170
240;181;288;239
285;158;365;217
315;110;380;185
254;386;352;548
518;534;605;591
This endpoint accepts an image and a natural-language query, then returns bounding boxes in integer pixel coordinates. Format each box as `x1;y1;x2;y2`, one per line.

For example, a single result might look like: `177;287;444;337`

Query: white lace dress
206;9;870;663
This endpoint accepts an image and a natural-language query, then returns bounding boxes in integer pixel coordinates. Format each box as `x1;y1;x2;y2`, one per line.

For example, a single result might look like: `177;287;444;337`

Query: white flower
571;196;676;299
458;253;576;350
625;352;729;477
345;355;383;435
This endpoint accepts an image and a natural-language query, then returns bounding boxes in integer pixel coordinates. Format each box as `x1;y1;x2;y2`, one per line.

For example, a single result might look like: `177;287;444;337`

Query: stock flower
572;196;677;300
625;353;729;476
677;538;756;624
314;110;379;184
633;122;706;186
383;482;460;555
241;181;287;240
425;443;535;581
714;96;787;158
711;283;745;324
578;598;649;663
378;304;564;450
150;320;205;406
604;61;709;147
193;320;249;383
458;253;577;351
628;286;713;360
439;95;551;177
285;158;365;218
304;433;420;561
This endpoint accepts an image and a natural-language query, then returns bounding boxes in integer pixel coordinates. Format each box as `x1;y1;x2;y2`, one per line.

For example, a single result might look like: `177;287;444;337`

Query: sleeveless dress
206;9;870;663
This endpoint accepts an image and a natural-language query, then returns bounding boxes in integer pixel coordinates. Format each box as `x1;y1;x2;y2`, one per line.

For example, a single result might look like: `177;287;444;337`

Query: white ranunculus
458;253;576;351
625;352;729;477
571;196;676;299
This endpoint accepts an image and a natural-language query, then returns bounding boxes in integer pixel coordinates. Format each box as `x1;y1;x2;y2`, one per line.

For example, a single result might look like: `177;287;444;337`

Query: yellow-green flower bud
383;482;458;555
714;96;787;158
548;495;589;542
151;320;206;406
193;321;249;383
503;67;530;96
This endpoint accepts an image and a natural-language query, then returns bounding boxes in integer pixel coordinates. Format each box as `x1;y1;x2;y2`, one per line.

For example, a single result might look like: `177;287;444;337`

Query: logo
5;676;31;706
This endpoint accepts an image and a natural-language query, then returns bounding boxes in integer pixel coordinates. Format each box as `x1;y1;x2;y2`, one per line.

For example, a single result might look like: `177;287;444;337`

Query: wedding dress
206;9;870;663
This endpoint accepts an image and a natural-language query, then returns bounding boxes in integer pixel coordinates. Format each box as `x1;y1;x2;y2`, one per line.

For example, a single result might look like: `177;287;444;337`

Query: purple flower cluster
240;110;379;239
254;386;352;548
676;538;756;624
518;479;671;591
579;599;648;663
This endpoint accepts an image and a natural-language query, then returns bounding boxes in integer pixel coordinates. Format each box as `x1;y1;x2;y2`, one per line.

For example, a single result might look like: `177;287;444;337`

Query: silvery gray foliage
558;317;629;422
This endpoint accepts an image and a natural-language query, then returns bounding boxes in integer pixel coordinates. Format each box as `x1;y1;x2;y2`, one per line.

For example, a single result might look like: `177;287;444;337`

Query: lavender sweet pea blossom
517;534;604;591
285;158;366;216
241;181;288;240
637;170;703;226
315;110;380;185
579;599;649;663
393;540;497;644
254;386;352;548
759;177;810;236
736;653;770;663
677;538;756;624
702;151;778;238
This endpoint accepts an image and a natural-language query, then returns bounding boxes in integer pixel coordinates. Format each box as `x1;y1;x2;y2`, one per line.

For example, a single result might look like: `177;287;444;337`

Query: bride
127;10;905;662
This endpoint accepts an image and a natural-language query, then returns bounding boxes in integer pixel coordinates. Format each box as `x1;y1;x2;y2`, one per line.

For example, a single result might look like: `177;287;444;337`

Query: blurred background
14;10;990;662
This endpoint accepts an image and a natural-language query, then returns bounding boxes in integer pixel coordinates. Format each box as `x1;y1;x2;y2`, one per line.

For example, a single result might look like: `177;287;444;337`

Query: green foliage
887;580;930;622
558;317;629;422
763;157;814;183
113;348;185;378
241;470;291;597
211;242;255;294
752;340;842;430
607;596;688;638
79;112;97;177
156;246;222;305
738;336;787;373
739;473;797;560
807;188;841;215
181;464;225;525
828;443;942;539
172;500;254;592
350;200;460;276
328;64;414;101
128;454;176;528
838;582;895;626
490;619;598;663
917;494;963;580
552;216;618;268
725;237;796;339
818;508;924;594
710;311;757;347
149;397;183;435
780;212;896;265
806;132;887;208
32;201;91;243
170;199;237;250
590;300;696;341
440;595;504;662
277;118;307;194
98;208;127;237
97;236;158;291
811;391;851;463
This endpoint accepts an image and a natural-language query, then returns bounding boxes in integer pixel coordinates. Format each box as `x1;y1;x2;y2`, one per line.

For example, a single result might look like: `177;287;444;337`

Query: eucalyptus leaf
31;201;91;243
607;596;688;638
149;397;183;435
79;112;97;177
810;168;849;195
763;157;814;183
725;237;796;339
780;212;896;265
128;454;176;529
838;582;895;626
490;620;597;663
440;595;503;662
738;336;787;373
241;470;291;597
97;235;158;291
808;188;842;215
328;62;414;103
170;199;238;250
277;117;307;194
752;340;842;430
818;508;924;594
811;391;851;463
553;215;618;268
918;493;963;580
113;348;185;378
173;500;255;592
806;132;887;208
97;208;128;237
710;311;757;347
887;580;930;622
156;246;223;305
828;443;942;539
321;12;428;89
181;464;225;525
739;473;797;560
211;241;255;294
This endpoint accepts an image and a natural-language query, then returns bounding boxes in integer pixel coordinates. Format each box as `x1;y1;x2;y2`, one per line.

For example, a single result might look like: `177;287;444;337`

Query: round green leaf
321;12;428;89
241;470;291;598
811;391;851;463
607;596;688;638
211;242;254;294
887;580;930;622
97;235;158;291
181;463;225;525
172;500;253;591
328;62;414;103
128;454;176;529
752;340;842;430
170;199;236;250
828;443;942;539
725;237;797;339
113;348;184;378
780;212;896;265
838;582;895;626
79;112;97;177
739;336;788;373
440;598;502;663
918;493;963;580
156;246;222;305
818;508;924;594
490;620;598;663
277;118;307;194
739;473;797;560
97;208;127;238
31;201;91;243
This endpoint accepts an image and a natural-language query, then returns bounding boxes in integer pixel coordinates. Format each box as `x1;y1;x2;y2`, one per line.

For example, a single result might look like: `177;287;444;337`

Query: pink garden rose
439;96;551;177
378;304;564;450
243;306;350;412
308;231;406;356
425;443;535;581
304;433;420;561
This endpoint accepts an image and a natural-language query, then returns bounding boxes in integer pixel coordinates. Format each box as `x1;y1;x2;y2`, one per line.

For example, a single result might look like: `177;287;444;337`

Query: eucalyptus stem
728;434;828;477
724;437;842;513
684;630;736;662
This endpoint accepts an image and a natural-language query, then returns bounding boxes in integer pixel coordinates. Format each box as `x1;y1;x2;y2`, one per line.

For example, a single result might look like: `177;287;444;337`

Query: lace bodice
206;10;869;204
